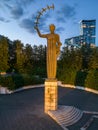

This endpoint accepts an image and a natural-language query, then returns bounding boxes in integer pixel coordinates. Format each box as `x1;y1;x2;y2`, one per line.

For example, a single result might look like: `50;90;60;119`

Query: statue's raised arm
34;26;47;38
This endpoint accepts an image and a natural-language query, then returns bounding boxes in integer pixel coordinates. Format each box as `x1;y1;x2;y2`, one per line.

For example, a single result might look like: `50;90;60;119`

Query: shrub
74;70;88;86
12;74;24;89
0;76;15;90
0;74;44;90
58;68;77;85
85;69;98;90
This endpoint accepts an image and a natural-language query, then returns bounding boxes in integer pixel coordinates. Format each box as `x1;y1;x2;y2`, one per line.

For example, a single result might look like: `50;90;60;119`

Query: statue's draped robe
46;34;58;79
37;30;61;79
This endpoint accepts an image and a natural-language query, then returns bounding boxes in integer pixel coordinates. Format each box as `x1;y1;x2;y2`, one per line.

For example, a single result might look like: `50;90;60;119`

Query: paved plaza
0;86;98;130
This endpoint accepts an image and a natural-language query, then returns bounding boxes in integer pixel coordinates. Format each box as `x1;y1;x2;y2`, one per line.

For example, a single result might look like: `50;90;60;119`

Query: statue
35;24;62;79
34;4;62;80
34;5;61;112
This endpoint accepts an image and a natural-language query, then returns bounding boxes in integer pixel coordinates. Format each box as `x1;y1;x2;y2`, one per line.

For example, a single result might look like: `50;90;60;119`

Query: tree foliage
57;46;82;84
13;40;25;73
88;47;98;69
57;45;98;90
0;35;98;90
0;37;9;72
0;36;46;77
85;69;98;90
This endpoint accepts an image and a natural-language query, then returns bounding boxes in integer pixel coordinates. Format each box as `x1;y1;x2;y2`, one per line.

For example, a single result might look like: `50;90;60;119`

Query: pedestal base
44;79;58;113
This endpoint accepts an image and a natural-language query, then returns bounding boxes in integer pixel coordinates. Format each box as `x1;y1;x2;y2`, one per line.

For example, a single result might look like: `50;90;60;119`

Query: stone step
52;110;80;123
57;108;80;120
59;110;82;122
48;105;83;129
60;112;83;126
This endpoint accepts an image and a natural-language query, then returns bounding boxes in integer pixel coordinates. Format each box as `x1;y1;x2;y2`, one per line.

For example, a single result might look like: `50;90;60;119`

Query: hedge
0;74;44;90
57;68;77;85
85;69;98;90
0;69;98;91
58;69;98;90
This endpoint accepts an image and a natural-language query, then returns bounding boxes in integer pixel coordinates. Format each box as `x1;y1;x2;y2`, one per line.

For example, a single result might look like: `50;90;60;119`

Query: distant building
80;20;96;47
65;20;96;48
65;35;84;48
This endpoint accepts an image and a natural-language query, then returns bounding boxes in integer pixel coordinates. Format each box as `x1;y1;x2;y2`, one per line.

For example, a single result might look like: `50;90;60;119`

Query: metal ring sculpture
34;4;54;28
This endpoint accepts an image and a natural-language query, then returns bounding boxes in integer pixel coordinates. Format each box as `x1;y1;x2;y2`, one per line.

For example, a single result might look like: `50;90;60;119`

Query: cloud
0;17;10;23
2;0;34;5
0;17;5;22
31;12;51;33
3;0;35;20
5;3;24;19
19;0;35;7
19;13;49;34
19;8;65;34
19;11;55;34
56;17;66;23
62;5;76;18
39;13;51;31
19;2;77;35
56;4;77;23
19;18;35;33
56;27;65;33
11;6;24;19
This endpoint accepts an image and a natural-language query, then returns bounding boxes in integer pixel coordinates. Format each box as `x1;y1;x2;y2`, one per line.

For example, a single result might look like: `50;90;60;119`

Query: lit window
82;25;86;28
90;25;95;27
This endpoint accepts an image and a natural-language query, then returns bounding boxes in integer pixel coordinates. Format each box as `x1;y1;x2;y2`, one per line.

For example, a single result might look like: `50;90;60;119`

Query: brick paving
0;86;98;130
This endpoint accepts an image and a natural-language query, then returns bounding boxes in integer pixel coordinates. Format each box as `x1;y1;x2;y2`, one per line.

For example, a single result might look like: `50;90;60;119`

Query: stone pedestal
44;79;58;113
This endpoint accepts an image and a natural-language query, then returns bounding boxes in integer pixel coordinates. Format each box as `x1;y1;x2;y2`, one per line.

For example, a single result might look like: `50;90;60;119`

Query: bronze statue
35;24;62;79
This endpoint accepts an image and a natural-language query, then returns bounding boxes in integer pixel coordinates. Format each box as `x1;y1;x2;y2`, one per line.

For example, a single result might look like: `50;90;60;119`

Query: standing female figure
35;24;62;79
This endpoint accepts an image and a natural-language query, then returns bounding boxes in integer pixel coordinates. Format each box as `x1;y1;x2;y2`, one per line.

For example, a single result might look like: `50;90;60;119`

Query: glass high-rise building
80;20;96;47
65;20;96;48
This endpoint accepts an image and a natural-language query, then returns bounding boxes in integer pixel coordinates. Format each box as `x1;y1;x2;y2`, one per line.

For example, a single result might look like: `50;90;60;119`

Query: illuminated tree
0;37;9;73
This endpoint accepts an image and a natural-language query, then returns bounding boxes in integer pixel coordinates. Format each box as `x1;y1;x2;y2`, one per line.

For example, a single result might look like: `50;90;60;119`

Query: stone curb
12;84;44;93
58;81;98;95
0;84;44;94
0;81;98;95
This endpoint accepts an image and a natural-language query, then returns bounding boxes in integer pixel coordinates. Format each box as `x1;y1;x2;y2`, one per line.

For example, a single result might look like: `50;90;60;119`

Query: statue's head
49;24;55;33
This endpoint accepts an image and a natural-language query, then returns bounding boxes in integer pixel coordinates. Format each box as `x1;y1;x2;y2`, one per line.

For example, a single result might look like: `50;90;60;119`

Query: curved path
0;86;98;130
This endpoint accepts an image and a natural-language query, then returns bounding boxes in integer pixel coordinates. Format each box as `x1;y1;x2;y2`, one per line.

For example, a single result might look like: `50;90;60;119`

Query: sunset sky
0;0;98;46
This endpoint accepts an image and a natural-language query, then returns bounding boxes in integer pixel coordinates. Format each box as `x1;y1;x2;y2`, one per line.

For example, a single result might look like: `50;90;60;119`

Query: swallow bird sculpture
34;4;55;28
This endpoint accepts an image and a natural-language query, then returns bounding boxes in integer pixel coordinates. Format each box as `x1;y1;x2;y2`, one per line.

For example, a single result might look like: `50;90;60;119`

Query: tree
37;45;46;76
23;44;34;74
80;44;92;69
57;46;82;84
32;45;46;76
0;37;9;73
14;40;25;73
88;47;98;69
85;69;98;90
8;40;16;72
